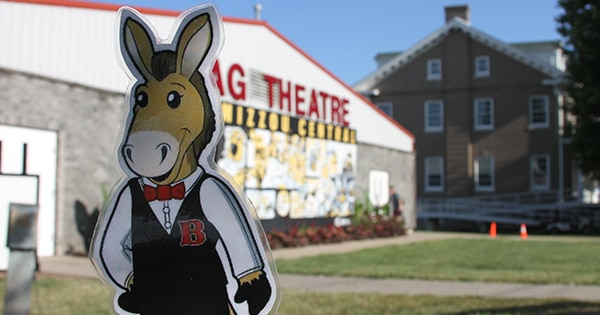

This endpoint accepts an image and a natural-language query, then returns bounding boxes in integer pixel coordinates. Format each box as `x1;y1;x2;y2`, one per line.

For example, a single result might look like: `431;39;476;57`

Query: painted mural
217;102;357;221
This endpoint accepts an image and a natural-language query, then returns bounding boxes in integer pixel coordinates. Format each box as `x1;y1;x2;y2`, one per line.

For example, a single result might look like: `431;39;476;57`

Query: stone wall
356;142;416;229
0;69;126;254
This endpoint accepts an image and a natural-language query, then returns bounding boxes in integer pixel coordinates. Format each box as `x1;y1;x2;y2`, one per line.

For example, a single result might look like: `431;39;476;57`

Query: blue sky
88;0;563;86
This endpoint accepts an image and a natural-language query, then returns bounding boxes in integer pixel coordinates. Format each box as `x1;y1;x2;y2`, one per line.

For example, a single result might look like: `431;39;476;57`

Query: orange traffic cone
489;222;497;238
520;223;528;239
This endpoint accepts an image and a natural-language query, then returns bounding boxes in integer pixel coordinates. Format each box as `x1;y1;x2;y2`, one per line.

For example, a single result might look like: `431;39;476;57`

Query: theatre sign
214;58;358;226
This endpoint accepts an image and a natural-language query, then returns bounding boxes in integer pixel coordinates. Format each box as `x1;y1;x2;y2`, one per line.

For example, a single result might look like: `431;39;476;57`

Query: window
376;102;393;117
425;100;443;132
531;155;550;190
425;157;444;192
529;95;549;128
474;156;494;191
475;56;490;77
427;59;442;80
474;98;494;130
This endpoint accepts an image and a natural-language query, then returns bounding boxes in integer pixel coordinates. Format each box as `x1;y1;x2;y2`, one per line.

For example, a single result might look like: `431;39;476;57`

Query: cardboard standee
90;5;279;314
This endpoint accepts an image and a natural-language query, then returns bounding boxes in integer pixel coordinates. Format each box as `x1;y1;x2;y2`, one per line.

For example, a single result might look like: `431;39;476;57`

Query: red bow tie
143;182;186;201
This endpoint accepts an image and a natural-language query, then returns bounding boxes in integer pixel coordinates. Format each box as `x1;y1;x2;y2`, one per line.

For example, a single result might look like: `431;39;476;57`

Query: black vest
129;175;231;315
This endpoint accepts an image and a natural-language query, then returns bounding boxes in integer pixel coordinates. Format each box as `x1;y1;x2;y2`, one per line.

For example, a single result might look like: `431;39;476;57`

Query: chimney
445;5;470;23
254;3;263;21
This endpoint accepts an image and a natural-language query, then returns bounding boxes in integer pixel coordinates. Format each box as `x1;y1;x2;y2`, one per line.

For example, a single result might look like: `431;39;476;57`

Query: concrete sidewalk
36;232;600;302
279;274;600;302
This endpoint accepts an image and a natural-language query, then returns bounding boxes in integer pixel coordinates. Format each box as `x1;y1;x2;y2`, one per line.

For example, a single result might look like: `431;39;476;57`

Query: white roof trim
354;17;563;92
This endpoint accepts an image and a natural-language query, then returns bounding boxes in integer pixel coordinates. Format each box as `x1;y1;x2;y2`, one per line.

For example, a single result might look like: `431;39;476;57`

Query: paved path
279;274;600;302
36;231;600;302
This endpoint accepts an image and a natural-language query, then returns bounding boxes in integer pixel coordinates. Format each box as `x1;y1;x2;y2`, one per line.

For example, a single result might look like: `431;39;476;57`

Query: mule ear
175;13;212;78
119;8;155;80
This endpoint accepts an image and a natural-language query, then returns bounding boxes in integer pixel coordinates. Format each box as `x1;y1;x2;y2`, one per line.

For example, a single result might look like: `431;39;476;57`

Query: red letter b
179;219;206;247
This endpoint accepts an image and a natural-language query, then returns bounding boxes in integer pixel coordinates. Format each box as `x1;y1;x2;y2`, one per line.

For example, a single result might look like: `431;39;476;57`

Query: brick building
355;6;574;229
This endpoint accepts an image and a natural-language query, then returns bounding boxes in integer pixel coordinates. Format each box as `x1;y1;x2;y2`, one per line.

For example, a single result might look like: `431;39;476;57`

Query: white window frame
530;154;550;190
475;55;490;77
474;156;495;192
529;95;549;128
376;102;393;118
474;98;494;131
425;100;444;132
427;59;442;81
425;157;444;192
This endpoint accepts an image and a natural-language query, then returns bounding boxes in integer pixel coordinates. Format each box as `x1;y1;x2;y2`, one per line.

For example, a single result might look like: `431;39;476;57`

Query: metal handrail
416;189;595;228
418;189;579;209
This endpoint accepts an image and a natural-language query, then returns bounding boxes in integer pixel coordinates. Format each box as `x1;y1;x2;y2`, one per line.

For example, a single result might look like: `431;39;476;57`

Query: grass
280;291;600;315
0;277;598;315
0;237;597;314
275;238;600;285
21;276;109;314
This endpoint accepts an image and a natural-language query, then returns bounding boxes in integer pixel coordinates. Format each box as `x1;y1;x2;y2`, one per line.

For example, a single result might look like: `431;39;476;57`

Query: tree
557;0;600;179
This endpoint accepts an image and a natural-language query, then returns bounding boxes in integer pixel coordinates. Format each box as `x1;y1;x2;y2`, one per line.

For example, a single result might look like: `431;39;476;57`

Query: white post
4;204;38;315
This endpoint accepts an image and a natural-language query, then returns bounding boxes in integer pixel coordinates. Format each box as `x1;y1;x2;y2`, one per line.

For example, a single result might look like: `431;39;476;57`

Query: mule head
118;8;216;185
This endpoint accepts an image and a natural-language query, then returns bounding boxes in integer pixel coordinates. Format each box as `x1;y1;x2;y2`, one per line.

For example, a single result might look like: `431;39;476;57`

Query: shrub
266;194;405;249
266;217;405;249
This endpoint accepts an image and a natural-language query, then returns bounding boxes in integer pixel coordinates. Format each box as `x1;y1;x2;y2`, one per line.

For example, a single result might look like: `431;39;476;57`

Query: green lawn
275;238;600;285
0;237;598;314
280;291;600;315
0;277;597;315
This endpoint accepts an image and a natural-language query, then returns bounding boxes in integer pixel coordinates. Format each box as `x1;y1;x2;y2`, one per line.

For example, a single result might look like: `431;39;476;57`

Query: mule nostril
161;146;168;162
158;143;170;164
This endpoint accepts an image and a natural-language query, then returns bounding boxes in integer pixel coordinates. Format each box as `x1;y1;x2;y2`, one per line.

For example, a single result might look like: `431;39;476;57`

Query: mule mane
151;51;177;81
147;50;217;160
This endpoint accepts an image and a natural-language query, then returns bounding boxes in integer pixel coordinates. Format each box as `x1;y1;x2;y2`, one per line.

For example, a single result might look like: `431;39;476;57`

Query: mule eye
167;91;181;109
135;91;148;108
